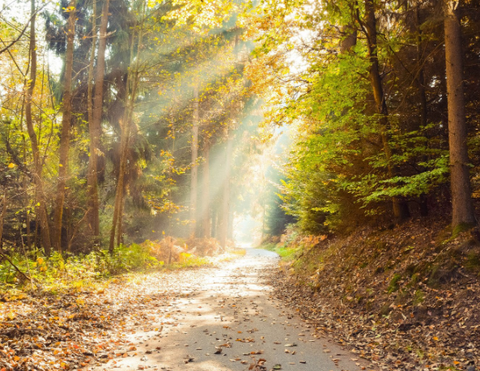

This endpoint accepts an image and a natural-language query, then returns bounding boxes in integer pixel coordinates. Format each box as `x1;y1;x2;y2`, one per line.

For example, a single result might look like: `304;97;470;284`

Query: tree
444;0;475;230
52;0;77;252
361;0;410;222
109;0;145;252
190;83;199;236
25;0;52;254
86;0;111;239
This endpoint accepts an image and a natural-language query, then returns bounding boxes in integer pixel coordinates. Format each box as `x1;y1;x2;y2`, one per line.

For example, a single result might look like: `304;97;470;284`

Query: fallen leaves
269;219;480;370
0;269;210;370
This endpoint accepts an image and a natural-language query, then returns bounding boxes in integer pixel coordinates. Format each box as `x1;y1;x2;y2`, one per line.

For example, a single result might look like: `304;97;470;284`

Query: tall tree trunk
0;193;6;250
52;0;77;252
201;140;211;238
190;84;199;237
116;174;126;246
219;134;232;249
444;0;475;229
87;0;96;137
25;0;51;255
87;0;110;239
415;3;429;217
109;6;143;252
109;125;129;252
364;0;410;222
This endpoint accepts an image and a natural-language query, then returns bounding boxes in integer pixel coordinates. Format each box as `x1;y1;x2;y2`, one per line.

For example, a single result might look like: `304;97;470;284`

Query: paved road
94;249;370;371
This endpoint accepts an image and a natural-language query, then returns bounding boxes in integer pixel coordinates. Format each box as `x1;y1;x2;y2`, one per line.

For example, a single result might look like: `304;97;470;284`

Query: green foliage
274;246;299;261
259;243;277;252
413;289;425;306
452;223;476;238
170;253;210;268
0;244;163;293
271;37;451;232
387;273;402;294
98;244;164;275
465;252;480;271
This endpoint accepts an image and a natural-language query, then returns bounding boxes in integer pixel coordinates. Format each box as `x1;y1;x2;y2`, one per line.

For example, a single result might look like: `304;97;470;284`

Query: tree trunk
190;84;199;237
116;185;125;246
227;205;233;241
364;0;409;222
52;0;77;253
444;0;476;229
109;7;143;252
0;193;6;250
109;120;130;252
25;0;51;255
415;3;429;217
86;0;98;238
219;135;232;249
201;141;211;238
87;0;96;138
87;0;110;239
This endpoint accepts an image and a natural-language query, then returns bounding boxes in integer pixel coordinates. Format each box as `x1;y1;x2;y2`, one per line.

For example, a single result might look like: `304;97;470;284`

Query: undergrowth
258;240;311;262
0;243;232;295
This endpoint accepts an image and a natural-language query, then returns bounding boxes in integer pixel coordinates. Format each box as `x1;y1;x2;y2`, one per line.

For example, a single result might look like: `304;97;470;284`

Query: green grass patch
387;273;402;293
257;243;299;261
0;243;237;295
275;246;299;261
413;289;425;305
258;243;278;252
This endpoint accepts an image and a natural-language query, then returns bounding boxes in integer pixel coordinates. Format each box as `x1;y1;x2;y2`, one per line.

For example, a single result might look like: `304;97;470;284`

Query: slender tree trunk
116;186;125;246
86;0;97;237
109;7;143;252
444;0;475;229
219;135;232;249
25;0;51;255
190;84;199;237
52;0;77;252
109;120;131;252
0;193;6;250
87;0;110;239
201;140;211;238
415;4;428;132
364;0;409;222
227;206;233;240
415;3;429;217
87;0;96;139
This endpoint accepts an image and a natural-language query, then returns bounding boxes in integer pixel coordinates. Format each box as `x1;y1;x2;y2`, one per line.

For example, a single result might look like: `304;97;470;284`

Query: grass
258;243;299;261
259;243;277;252
0;245;246;296
387;273;402;294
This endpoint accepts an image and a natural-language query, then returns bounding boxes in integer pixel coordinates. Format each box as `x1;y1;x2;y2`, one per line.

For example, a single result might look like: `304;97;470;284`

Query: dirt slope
270;218;480;371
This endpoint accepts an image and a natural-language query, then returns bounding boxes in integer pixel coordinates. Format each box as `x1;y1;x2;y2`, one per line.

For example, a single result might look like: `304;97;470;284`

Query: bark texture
444;0;476;228
201;141;211;238
25;0;51;254
190;84;199;237
52;0;77;252
109;9;143;252
219;135;232;249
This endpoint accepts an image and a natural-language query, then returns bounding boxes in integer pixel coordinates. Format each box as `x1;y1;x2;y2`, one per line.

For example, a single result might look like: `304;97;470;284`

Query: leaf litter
268;219;480;370
0;269;210;370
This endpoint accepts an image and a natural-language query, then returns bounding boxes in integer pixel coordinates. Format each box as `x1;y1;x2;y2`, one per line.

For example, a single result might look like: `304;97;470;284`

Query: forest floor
0;249;374;371
271;218;480;371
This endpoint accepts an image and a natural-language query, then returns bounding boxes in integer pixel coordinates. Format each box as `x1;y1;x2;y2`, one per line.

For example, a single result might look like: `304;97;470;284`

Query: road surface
92;249;372;371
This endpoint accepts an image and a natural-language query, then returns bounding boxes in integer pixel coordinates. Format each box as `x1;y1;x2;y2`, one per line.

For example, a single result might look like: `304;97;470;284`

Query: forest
1;0;480;369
